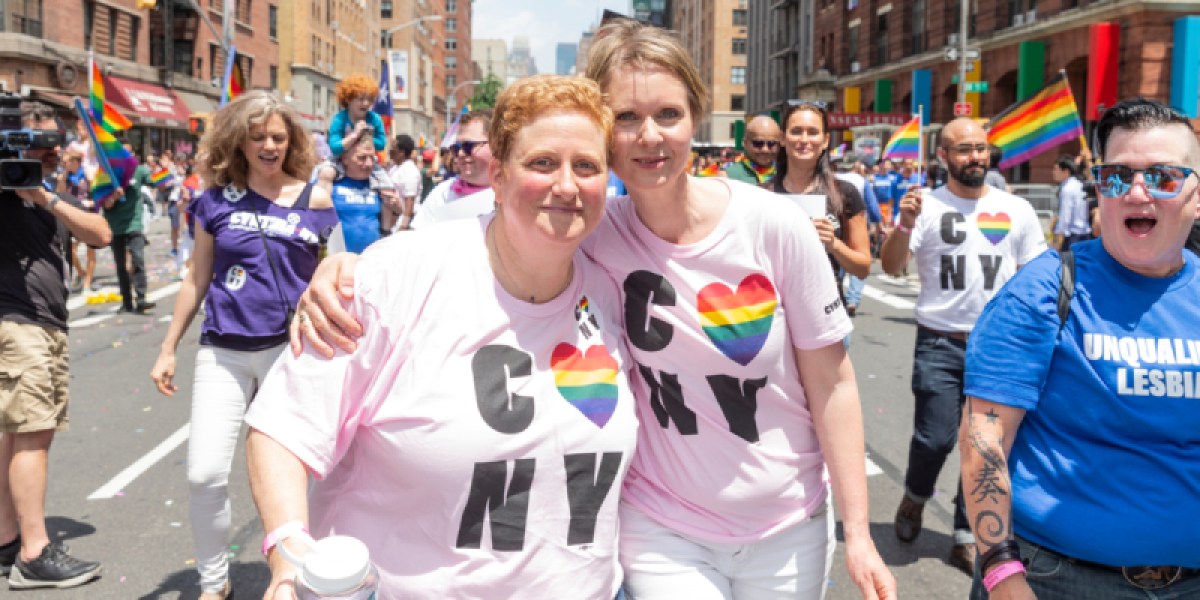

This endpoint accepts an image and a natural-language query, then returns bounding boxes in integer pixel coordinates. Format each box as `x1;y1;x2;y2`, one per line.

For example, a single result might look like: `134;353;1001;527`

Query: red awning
105;76;191;128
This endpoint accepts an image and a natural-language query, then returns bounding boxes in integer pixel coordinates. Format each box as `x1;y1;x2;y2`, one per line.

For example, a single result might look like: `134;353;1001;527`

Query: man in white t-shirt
387;134;422;231
412;111;494;230
879;117;1046;575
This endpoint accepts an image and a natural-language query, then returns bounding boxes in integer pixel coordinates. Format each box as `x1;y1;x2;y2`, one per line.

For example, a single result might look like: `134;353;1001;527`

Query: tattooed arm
960;396;1036;600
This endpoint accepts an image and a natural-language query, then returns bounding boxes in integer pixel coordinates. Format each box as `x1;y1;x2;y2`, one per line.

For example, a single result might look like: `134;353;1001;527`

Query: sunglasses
1090;164;1197;200
749;140;780;150
449;140;488;155
786;99;829;110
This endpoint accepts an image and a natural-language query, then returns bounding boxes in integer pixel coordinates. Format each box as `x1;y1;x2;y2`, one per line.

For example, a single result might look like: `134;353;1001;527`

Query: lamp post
386;14;443;41
446;79;482;130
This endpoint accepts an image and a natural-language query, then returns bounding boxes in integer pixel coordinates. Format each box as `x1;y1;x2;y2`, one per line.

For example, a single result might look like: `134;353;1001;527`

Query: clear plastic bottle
279;533;380;600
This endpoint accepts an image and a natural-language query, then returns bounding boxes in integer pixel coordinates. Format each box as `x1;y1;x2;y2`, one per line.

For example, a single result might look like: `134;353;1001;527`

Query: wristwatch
45;193;61;212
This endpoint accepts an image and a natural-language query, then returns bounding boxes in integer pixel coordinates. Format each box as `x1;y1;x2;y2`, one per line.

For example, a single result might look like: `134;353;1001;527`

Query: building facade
0;0;280;158
555;42;577;75
673;0;748;146
744;0;818;117
507;36;537;82
633;0;673;28
443;0;473;132
473;38;508;82
381;0;442;144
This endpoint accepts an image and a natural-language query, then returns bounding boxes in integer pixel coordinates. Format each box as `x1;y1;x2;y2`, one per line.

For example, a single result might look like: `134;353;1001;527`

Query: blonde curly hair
197;90;317;189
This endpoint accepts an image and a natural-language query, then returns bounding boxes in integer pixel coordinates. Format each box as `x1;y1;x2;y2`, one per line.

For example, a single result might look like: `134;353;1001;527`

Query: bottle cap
300;535;372;595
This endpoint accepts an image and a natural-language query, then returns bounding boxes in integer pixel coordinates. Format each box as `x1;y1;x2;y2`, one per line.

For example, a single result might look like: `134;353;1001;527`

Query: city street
22;216;972;599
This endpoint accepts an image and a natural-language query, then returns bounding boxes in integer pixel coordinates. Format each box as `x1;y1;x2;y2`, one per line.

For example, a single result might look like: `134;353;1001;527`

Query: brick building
674;0;749;146
381;0;443;144
0;0;280;159
816;0;1200;181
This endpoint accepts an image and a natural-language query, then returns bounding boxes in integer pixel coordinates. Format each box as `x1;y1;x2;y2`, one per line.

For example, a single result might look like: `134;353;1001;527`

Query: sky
472;0;631;76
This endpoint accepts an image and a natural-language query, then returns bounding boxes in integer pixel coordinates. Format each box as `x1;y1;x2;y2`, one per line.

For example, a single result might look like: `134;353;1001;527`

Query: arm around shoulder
308;181;334;210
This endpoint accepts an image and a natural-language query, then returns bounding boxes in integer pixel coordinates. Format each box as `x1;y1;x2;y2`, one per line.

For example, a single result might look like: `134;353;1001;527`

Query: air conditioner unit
1025;9;1036;22
851;61;860;73
1013;13;1025;25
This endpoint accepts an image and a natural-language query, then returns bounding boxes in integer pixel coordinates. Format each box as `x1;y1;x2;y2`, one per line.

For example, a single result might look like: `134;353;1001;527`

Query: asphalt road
17;215;973;599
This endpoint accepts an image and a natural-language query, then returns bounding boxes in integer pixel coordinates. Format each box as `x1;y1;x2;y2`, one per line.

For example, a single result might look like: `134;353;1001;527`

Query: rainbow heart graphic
551;343;619;428
697;274;778;366
977;212;1012;245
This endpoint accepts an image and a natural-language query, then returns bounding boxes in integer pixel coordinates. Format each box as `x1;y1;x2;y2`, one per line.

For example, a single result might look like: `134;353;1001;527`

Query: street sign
944;47;981;62
965;81;989;93
954;102;974;116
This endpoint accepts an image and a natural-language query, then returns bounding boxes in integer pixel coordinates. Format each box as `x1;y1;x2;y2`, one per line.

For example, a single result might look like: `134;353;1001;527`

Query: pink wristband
983;559;1026;592
895;221;913;233
261;520;308;557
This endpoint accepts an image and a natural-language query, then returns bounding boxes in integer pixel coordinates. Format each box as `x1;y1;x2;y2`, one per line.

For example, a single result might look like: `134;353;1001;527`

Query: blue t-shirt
192;184;339;350
965;240;1200;567
330;177;381;253
868;173;897;215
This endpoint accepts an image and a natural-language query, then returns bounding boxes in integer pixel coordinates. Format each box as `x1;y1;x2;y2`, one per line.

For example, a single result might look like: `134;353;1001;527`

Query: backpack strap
1056;249;1075;329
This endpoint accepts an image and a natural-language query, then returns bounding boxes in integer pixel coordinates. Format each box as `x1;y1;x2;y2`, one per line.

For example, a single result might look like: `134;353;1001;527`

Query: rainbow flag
698;162;722;177
987;71;1084;169
882;116;921;160
73;98;136;206
220;47;245;106
89;54;132;133
149;167;177;189
829;143;848;160
439;104;471;148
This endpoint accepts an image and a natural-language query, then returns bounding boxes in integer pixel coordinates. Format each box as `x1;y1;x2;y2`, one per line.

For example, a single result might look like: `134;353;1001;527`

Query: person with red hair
317;73;397;217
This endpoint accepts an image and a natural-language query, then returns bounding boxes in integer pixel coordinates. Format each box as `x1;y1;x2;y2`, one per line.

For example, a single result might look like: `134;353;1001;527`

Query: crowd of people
0;15;1196;600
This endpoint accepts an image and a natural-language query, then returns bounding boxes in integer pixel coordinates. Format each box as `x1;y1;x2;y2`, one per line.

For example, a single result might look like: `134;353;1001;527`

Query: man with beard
724;114;782;186
879;117;1046;576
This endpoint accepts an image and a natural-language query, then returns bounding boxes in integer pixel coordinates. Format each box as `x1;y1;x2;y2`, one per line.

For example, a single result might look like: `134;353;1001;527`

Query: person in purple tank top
148;91;337;600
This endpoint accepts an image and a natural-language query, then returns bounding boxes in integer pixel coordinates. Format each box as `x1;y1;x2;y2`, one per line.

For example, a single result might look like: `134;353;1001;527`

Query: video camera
0;92;63;190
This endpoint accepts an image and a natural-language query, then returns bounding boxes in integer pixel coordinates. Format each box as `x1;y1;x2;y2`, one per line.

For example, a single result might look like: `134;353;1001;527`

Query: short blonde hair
584;20;709;120
197;90;317;189
489;75;612;165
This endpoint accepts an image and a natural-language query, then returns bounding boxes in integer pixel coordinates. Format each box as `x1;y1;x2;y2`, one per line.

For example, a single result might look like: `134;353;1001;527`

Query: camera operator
0;101;109;588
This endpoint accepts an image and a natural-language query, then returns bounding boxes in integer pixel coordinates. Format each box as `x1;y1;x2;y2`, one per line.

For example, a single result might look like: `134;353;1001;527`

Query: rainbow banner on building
987;71;1085;169
882;115;921;160
220;46;246;107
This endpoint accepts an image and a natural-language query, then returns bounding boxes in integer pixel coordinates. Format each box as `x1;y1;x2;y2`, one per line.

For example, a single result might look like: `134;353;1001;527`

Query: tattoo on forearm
974;510;1010;547
966;396;1014;547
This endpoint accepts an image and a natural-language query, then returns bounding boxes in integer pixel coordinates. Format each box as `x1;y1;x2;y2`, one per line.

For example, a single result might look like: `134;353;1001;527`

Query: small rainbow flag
698;162;722;177
987;71;1085;170
74;98;136;206
149;167;177;189
882;116;921;160
220;47;246;106
551;343;620;428
89;54;132;133
697;274;778;366
829;143;848;160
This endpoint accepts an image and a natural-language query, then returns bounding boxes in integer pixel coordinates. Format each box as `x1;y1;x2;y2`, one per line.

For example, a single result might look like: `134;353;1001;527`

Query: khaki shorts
0;321;69;433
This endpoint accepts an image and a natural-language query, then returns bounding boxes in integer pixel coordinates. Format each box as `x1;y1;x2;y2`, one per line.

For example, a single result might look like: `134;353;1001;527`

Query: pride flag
987;71;1085;169
829;143;848;160
220;47;246;106
373;59;393;138
697;162;722;177
149;167;177;189
882;116;921;160
440;104;471;148
89;53;132;133
73;98;137;206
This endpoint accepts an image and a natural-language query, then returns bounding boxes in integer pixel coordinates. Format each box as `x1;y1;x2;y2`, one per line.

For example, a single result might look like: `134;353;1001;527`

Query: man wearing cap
387;134;422;231
725;114;782;186
835;152;882;315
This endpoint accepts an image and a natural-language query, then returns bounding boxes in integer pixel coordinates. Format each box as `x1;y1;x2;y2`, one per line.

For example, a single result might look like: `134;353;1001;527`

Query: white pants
619;501;835;600
188;344;285;593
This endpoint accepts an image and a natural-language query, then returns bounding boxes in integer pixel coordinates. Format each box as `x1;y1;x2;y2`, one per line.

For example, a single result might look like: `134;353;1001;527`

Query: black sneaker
8;541;101;589
0;535;18;576
135;300;157;313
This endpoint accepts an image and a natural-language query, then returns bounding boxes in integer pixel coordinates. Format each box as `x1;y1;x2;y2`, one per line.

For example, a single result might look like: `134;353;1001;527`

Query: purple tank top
192;184;339;350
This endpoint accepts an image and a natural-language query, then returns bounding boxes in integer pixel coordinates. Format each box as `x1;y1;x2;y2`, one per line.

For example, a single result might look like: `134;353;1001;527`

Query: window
874;14;889;65
446;0;457;11
211;44;222;81
732;8;747;26
381;31;389;48
381;0;392;18
731;66;746;85
11;0;44;37
446;74;456;89
269;5;277;38
1009;0;1035;26
732;38;746;55
847;24;859;68
84;0;94;49
446;17;457;32
446;55;457;70
731;95;745;111
445;38;457;50
237;0;251;24
270;65;277;90
910;0;926;54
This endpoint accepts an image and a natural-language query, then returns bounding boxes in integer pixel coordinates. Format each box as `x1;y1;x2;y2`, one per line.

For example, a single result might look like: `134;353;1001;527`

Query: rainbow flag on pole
882;115;921;160
987;71;1085;169
149;167;178;189
73;98;137;206
89;53;132;133
220;46;246;106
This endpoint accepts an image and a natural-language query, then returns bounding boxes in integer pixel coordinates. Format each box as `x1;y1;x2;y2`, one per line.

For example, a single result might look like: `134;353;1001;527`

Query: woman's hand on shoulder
290;252;364;358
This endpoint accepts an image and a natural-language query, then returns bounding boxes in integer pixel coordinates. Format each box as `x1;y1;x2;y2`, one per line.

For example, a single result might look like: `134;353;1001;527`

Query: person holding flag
879;117;1046;575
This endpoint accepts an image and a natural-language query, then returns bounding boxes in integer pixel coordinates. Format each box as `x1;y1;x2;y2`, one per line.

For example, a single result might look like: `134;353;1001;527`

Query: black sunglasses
786;99;830;110
449;140;488;155
749;140;780;150
1090;164;1197;200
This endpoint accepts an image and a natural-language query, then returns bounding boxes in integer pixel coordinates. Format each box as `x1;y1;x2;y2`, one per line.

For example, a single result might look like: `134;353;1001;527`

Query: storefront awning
175;90;218;116
30;89;78;110
105;76;191;129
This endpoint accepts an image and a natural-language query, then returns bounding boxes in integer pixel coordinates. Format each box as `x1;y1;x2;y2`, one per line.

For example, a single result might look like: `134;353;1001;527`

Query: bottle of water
279;533;380;599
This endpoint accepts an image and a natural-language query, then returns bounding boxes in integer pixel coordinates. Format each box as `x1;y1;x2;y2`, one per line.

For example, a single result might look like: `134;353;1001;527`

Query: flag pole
917;105;925;186
72;98;120;204
1059;69;1093;160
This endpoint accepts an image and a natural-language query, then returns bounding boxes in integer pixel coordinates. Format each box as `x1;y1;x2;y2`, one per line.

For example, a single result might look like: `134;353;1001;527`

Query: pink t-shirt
246;217;638;599
582;179;852;543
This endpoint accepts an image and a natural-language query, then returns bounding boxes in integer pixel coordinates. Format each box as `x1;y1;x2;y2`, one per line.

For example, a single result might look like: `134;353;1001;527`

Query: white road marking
865;455;884;477
88;423;190;500
68;282;182;328
862;284;916;310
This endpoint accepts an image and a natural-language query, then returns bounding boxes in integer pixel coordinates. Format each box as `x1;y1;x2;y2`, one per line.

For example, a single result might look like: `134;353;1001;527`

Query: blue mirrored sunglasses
1090;164;1197;200
449;140;488;155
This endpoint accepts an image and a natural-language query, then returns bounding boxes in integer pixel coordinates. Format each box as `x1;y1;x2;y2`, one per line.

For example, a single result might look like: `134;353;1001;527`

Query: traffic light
188;114;210;135
136;0;157;9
